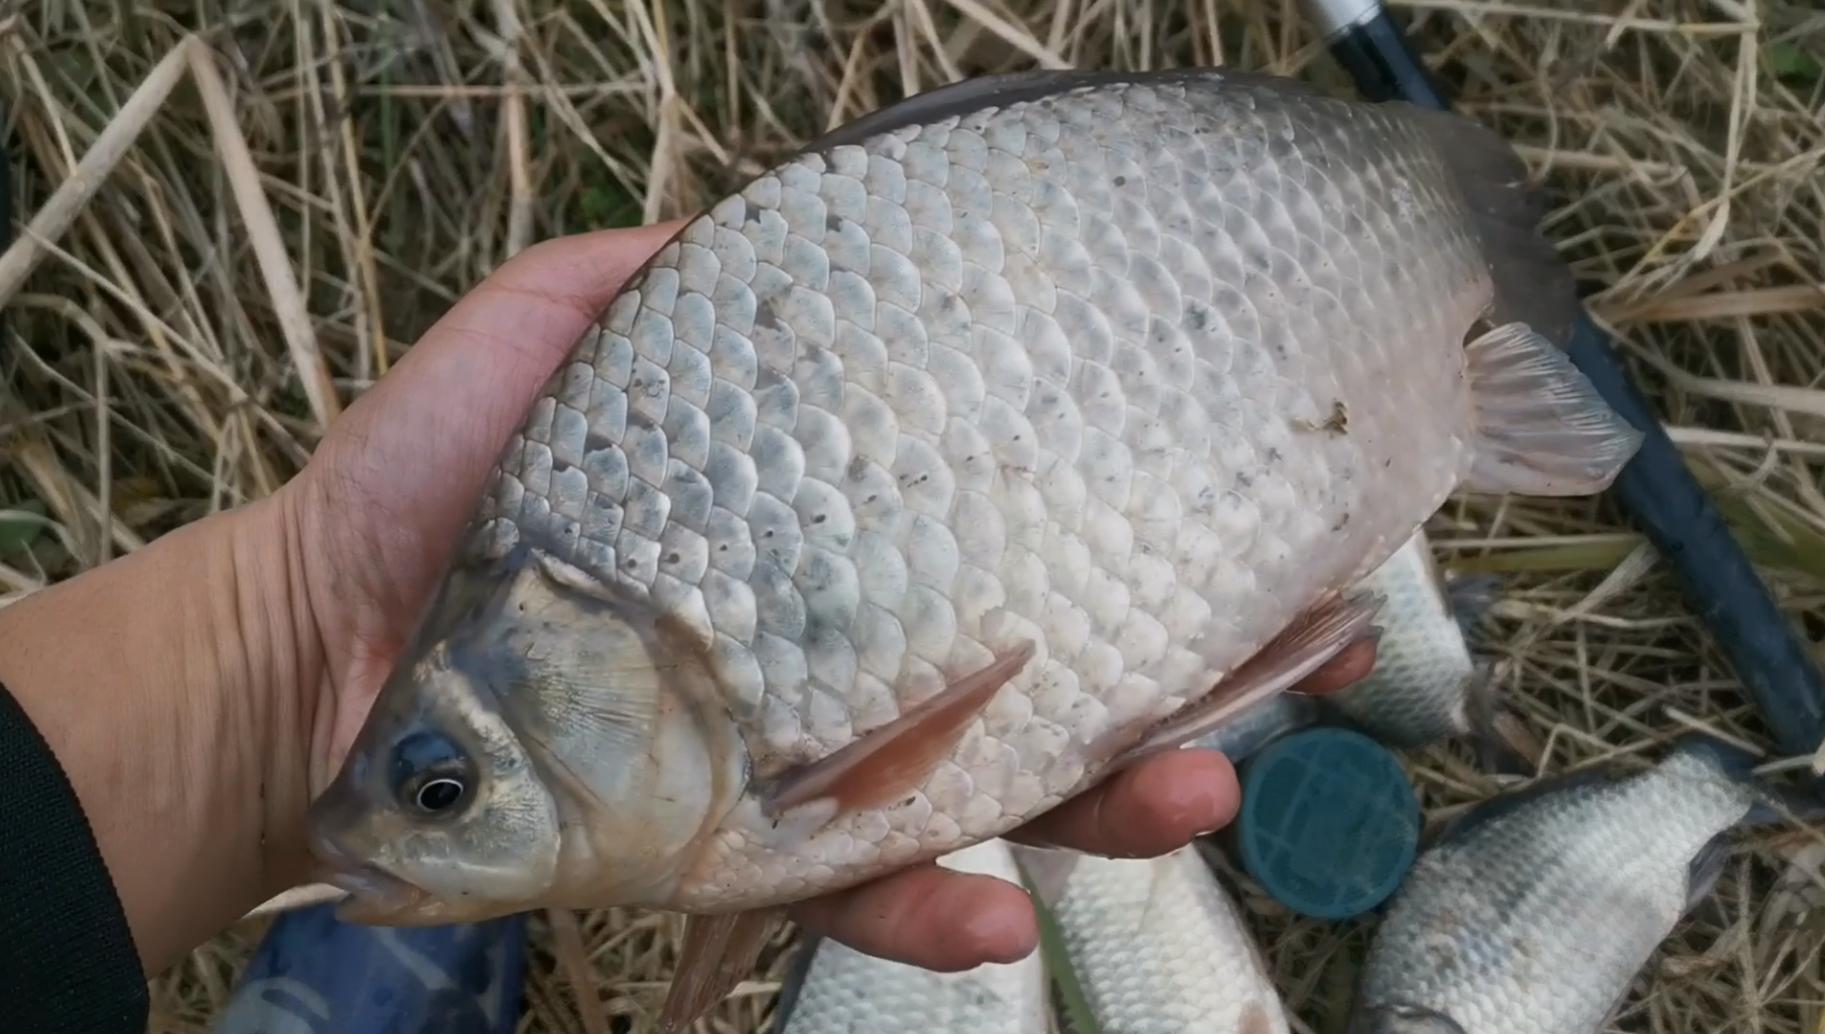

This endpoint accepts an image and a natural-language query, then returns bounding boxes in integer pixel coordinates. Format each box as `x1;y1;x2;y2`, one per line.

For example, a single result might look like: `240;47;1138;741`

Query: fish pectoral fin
658;908;781;1033
1110;592;1384;770
761;640;1039;817
1461;321;1645;497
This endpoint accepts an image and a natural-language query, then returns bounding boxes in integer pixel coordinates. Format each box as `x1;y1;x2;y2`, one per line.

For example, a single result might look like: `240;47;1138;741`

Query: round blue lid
1234;726;1420;920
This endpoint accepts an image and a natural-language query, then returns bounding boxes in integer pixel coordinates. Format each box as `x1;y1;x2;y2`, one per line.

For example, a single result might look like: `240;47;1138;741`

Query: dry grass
2;0;1823;1031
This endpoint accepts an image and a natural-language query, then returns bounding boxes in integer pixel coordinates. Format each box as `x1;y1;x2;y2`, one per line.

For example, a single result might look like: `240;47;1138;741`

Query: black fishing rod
1301;0;1825;760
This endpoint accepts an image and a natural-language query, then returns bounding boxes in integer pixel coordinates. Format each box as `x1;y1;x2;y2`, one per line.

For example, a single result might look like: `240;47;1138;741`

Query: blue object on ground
211;903;529;1034
1233;727;1420;920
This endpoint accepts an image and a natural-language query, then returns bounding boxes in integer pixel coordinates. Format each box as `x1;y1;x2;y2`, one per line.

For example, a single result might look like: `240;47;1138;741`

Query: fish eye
414;777;467;814
391;730;475;819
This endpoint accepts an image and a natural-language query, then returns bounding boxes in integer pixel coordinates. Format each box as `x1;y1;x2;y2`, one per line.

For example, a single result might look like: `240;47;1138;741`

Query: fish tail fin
1443;572;1504;636
1460;664;1538;777
1667;731;1825;828
1404;105;1581;347
1459;321;1645;496
1399;106;1645;496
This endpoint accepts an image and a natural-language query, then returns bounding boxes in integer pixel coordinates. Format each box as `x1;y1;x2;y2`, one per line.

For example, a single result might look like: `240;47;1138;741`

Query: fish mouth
309;827;428;924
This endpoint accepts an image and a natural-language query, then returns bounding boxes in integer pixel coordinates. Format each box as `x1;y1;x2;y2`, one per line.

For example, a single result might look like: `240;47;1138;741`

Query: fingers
1292;636;1379;697
1008;747;1240;858
788;863;1038;971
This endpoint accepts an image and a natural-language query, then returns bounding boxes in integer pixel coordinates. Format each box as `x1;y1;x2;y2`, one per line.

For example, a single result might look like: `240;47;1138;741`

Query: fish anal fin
1461;321;1644;497
659;908;780;1033
1110;592;1384;770
762;640;1038;817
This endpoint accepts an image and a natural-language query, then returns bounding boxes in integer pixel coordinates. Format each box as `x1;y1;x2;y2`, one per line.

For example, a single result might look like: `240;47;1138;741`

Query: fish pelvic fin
1460;321;1645;496
760;640;1037;817
659;908;781;1033
1108;591;1384;771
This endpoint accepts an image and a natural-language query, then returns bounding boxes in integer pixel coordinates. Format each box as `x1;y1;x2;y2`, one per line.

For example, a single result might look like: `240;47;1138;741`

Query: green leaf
1769;42;1823;84
1025;871;1100;1034
0;499;48;555
576;173;642;230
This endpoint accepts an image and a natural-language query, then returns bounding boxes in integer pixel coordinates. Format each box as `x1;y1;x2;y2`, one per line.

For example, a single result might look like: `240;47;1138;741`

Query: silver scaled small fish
1349;735;1795;1034
305;66;1645;1027
770;838;1051;1034
1024;841;1292;1034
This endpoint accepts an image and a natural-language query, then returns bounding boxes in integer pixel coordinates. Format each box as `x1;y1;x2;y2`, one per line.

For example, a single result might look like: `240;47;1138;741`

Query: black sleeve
0;679;149;1033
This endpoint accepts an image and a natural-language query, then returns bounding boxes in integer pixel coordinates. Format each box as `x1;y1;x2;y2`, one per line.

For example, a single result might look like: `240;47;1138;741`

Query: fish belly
469;75;1489;909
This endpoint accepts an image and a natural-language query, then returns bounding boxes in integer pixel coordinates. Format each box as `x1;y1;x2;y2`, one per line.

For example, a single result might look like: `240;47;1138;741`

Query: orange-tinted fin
762;640;1038;817
1109;592;1384;771
658;907;781;1032
1462;321;1644;496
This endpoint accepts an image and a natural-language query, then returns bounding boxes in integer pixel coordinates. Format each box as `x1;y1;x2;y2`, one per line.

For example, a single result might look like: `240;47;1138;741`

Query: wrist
0;488;324;972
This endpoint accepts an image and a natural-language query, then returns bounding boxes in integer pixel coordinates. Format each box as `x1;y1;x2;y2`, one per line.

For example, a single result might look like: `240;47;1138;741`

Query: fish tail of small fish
1397;107;1644;496
1667;731;1825;828
1443;572;1504;635
1458;663;1539;777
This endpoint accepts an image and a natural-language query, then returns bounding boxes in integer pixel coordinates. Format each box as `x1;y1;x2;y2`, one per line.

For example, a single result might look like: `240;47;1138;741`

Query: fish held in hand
1349;735;1806;1034
305;65;1643;1020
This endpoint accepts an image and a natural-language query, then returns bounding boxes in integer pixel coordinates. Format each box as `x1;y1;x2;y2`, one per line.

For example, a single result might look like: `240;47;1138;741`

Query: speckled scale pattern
774;839;1051;1034
1327;531;1476;747
1358;746;1761;1034
471;75;1492;909
1048;845;1291;1034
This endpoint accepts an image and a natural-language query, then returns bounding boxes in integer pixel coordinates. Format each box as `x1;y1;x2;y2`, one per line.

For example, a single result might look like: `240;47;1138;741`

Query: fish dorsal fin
1460;321;1644;497
659;908;781;1033
760;640;1038;817
1108;591;1384;770
801;68;1327;154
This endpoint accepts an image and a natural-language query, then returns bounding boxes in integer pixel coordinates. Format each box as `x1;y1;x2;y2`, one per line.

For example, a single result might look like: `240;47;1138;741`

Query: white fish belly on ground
772;838;1050;1034
1025;843;1290;1034
1327;529;1483;748
1350;737;1769;1034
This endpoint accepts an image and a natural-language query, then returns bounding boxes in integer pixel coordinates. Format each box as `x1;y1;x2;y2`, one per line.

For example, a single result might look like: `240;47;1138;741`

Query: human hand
275;224;1377;970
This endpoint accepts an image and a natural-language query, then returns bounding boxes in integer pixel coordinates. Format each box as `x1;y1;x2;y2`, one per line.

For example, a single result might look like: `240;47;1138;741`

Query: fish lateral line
1107;590;1387;772
756;639;1040;818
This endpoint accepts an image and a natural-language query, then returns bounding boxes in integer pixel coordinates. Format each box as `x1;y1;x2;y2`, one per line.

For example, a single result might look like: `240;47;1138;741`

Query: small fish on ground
769;838;1051;1034
1019;840;1291;1034
304;65;1644;1028
1196;531;1534;770
1348;734;1810;1034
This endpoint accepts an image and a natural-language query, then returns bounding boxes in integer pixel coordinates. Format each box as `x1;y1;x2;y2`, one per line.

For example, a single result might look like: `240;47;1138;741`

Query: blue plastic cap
1234;726;1420;920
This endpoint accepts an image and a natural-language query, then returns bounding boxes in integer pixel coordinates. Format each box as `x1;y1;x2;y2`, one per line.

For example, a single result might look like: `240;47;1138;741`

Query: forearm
0;489;321;973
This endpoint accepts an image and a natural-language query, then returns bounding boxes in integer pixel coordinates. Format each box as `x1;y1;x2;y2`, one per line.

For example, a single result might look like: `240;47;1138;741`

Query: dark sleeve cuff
0;678;150;1033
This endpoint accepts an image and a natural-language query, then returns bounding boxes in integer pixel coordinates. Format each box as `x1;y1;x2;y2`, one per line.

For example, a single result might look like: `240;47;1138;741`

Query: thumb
305;221;686;562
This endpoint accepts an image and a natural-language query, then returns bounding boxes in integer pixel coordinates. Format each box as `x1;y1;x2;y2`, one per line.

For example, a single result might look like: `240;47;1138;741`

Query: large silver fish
305;66;1642;1025
770;838;1051;1034
1349;736;1787;1034
1026;842;1291;1034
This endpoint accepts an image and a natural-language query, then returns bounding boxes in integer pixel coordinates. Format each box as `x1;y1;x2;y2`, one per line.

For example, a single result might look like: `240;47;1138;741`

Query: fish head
307;545;748;923
1346;1005;1469;1034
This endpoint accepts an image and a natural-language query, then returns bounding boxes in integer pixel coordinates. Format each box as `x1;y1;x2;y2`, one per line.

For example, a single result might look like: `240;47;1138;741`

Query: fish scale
467;75;1480;910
